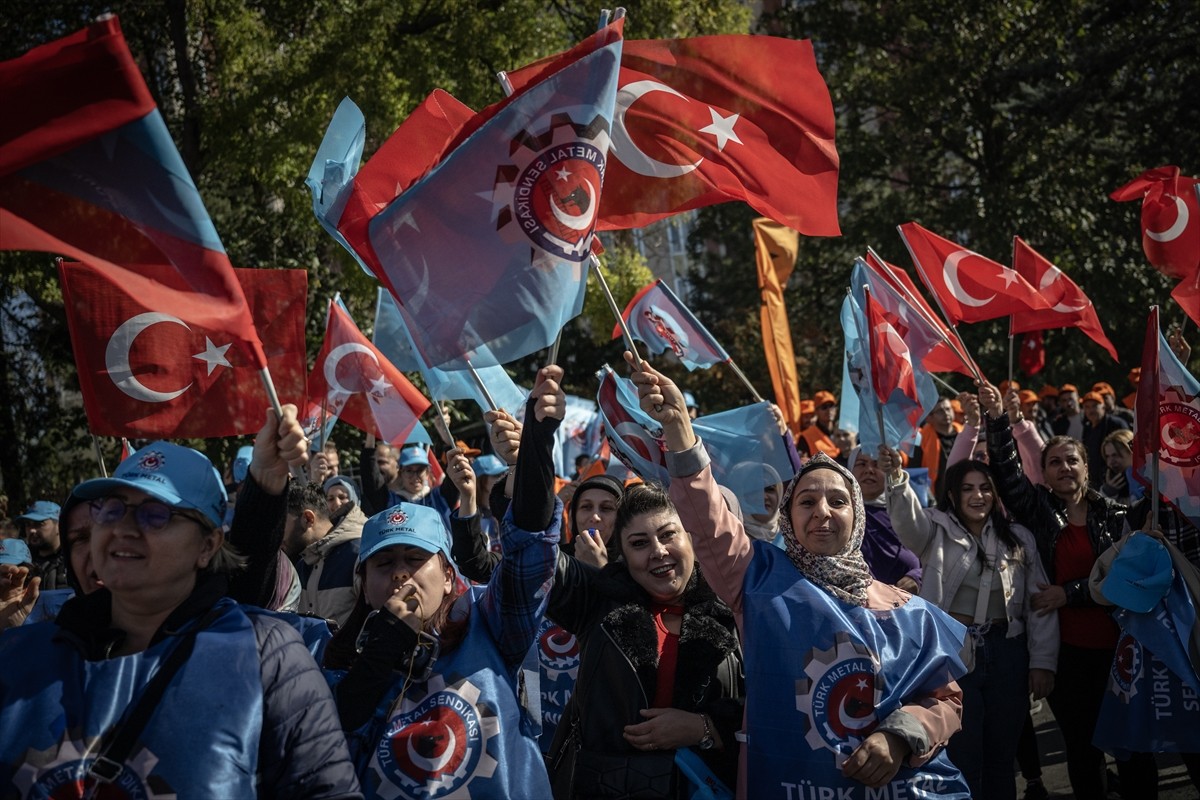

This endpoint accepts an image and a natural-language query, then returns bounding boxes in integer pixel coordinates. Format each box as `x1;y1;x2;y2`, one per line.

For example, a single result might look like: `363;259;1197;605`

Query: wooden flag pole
592;254;644;368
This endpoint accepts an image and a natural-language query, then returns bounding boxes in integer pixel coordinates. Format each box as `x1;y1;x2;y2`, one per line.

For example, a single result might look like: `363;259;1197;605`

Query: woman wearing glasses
0;420;362;798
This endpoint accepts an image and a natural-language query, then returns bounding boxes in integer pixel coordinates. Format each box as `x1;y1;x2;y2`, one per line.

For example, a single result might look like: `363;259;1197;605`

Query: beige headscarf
778;453;873;606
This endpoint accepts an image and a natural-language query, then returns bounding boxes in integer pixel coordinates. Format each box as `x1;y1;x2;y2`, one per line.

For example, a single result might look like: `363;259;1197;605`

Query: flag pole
91;434;108;478
318;399;328;451
257;366;307;479
725;358;765;403
431;399;456;447
1007;238;1016;387
1150;451;1160;532
932;373;958;395
592;254;644;368
465;362;499;412
1007;332;1014;387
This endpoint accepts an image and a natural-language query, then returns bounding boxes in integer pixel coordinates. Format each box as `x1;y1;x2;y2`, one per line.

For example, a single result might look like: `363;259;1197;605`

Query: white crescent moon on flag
879;322;909;360
405;723;456;773
612;81;703;178
943;250;994;307
324;343;381;396
105;312;193;402
1146;195;1189;242
543;631;577;656
549;179;597;231
837;698;876;732
1038;266;1088;313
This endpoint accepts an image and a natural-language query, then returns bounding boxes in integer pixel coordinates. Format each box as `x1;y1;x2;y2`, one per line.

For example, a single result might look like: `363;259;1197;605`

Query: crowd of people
0;353;1197;800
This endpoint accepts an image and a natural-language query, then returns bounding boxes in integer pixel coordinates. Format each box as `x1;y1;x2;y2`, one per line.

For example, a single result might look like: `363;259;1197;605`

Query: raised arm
625;352;752;616
479;366;563;666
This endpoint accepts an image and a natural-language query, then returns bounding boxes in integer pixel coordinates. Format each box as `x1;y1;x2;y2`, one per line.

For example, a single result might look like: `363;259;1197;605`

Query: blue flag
318;30;622;370
839;263;940;455
1094;573;1200;757
373;289;526;416
595;365;796;514
617;279;730;371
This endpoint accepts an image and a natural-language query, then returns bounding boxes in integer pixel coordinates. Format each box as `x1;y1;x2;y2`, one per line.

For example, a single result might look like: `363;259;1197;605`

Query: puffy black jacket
986;414;1127;607
545;555;743;799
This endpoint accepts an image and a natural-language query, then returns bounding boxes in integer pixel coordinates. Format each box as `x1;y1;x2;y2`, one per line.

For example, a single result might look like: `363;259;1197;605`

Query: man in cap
15;501;67;590
799;390;841;458
1080;390;1130;485
683;390;700;420
1052;383;1084;439
1092;381;1134;426
360;441;455;526
285;479;367;628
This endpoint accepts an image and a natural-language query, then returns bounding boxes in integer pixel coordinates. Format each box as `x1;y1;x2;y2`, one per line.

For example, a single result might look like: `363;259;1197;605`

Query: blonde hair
1102;428;1134;457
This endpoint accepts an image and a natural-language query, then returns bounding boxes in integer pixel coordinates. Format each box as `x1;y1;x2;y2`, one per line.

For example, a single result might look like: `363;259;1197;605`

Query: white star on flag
192;337;232;375
368;375;391;398
555;166;572;181
699;108;742;152
998;268;1018;289
1026;338;1038;350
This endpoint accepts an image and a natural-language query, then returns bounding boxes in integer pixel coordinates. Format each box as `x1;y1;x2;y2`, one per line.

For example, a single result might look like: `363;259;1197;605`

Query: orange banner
753;218;802;436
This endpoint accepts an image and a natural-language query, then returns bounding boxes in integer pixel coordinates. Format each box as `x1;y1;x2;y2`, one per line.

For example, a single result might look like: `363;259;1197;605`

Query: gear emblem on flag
795;633;883;759
491;113;611;263
15;728;177;799
370;674;499;799
1110;634;1144;704
1158;387;1200;467
537;620;580;682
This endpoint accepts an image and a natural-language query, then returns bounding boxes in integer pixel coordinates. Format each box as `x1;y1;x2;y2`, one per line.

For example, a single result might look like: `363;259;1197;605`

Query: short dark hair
612;482;676;544
287;480;330;521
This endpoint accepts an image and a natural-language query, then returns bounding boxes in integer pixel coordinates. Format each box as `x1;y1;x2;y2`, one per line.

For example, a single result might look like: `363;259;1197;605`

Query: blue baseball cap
359;503;452;565
15;501;61;524
1102;533;1174;613
683;391;698;409
399;446;428;468
0;538;32;566
472;454;508;477
232;445;253;483
73;441;228;529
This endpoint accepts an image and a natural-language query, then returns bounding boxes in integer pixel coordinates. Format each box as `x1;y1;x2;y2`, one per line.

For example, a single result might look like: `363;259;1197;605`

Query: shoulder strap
86;604;227;787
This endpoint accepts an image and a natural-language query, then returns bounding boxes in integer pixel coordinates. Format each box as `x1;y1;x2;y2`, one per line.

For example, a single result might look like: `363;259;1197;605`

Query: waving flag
1111;167;1200;325
614;279;729;370
865;288;917;405
754;218;803;435
59;261;306;438
862;249;974;377
307;301;430;446
839;276;938;455
373;289;526;416
1019;331;1046;376
1133;306;1200;529
553;395;602;479
0;17;266;368
596;365;795;514
1009;237;1117;360
898;222;1050;325
507;36;839;235
309;24;622;370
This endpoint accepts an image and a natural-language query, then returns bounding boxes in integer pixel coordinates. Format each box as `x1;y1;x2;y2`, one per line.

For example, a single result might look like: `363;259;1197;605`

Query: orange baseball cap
1127;368;1141;386
813;390;837;407
1019;390;1039;404
1038;384;1059;398
1092;381;1115;398
999;380;1020;394
1081;391;1105;405
1059;383;1078;394
800;399;815;414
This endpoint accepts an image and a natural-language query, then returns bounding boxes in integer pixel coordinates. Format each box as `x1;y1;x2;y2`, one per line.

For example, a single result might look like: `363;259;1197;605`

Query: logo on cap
137;450;166;471
389;509;409;526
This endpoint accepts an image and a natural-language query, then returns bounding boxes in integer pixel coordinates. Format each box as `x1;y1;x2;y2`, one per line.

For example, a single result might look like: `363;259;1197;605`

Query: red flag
865;288;918;404
59;262;307;438
0;17;267;367
119;438;133;462
507;36;840;235
1111;166;1200;282
306;302;431;446
1019;331;1045;376
862;249;975;377
898;222;1051;325
1009;237;1118;361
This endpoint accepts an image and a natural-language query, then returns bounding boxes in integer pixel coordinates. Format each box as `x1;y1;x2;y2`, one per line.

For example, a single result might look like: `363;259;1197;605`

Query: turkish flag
1008;237;1118;360
506;35;840;235
306;301;430;446
898;222;1051;325
862;249;976;377
1019;331;1045;376
59;261;307;438
1;17;267;368
865;288;918;405
1111;166;1200;282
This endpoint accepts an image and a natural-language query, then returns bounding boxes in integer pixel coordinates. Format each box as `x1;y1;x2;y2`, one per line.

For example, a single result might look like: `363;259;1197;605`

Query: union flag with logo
58;260;306;438
1133;306;1200;529
613;278;729;371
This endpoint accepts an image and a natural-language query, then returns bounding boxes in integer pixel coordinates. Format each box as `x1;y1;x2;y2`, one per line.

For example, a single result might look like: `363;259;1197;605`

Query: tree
0;0;749;506
686;0;1200;415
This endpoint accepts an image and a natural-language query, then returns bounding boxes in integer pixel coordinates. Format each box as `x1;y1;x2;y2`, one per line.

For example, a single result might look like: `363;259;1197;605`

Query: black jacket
545;555;743;799
986;413;1127;607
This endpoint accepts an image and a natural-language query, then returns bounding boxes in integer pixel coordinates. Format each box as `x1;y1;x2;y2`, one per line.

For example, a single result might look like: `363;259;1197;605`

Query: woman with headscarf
0;418;360;797
628;355;969;798
880;452;1058;800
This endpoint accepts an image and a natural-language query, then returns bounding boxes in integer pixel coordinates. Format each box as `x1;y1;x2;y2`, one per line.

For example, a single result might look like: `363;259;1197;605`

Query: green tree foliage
0;0;748;506
687;0;1200;414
